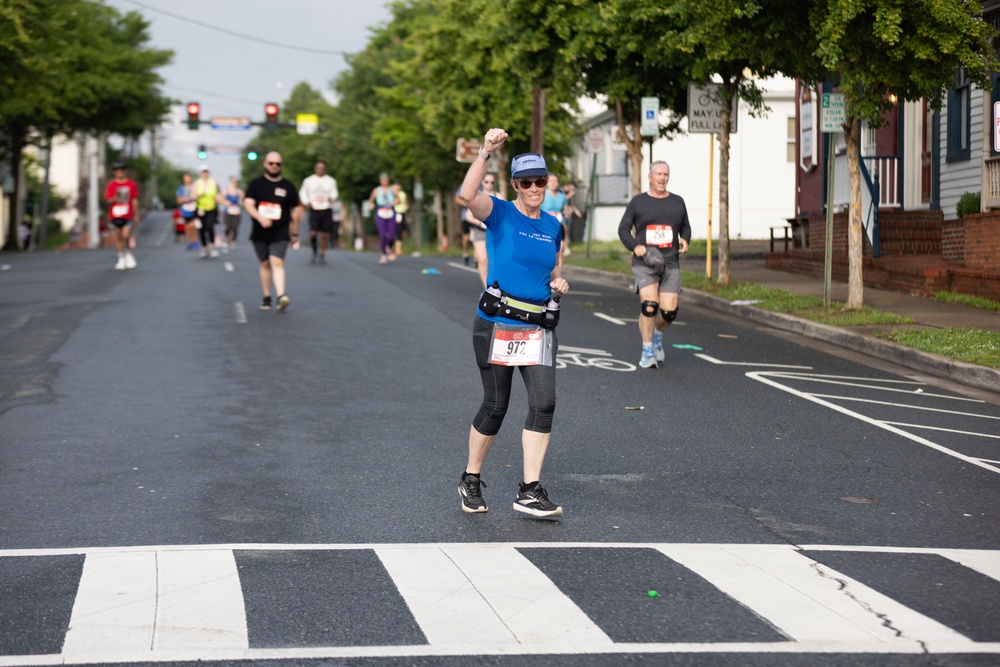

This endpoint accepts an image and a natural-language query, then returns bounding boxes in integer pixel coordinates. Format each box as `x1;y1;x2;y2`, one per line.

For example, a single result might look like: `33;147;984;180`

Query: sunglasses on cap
516;177;548;189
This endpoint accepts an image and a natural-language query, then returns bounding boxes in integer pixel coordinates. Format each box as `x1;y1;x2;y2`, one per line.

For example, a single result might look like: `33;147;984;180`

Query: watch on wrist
478;147;491;160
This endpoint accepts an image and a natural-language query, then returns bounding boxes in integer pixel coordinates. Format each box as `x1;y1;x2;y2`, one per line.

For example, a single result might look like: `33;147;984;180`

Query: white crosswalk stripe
0;542;998;664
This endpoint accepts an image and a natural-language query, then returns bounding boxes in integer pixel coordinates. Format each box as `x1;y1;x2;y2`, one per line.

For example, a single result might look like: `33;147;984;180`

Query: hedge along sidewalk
562;264;1000;395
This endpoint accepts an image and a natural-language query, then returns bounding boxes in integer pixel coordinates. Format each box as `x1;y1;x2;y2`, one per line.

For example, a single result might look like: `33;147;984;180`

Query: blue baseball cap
510;153;548;178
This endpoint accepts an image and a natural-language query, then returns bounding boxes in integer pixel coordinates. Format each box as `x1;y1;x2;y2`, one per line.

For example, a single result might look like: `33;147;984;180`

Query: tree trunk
531;86;546;155
843;115;864;310
614;98;645;197
716;78;738;286
1;132;26;251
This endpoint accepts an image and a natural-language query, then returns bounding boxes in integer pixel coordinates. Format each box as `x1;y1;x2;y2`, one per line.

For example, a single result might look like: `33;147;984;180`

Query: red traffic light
264;103;278;116
186;102;200;130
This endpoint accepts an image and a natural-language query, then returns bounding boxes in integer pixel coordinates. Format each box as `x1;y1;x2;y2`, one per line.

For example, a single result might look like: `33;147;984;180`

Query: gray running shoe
277;294;290;311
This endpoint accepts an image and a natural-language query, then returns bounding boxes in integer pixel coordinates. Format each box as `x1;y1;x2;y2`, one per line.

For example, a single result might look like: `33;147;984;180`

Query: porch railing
985;156;1000;209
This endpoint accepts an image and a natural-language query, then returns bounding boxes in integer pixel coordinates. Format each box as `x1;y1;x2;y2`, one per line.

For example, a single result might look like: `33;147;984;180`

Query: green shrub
956;191;981;217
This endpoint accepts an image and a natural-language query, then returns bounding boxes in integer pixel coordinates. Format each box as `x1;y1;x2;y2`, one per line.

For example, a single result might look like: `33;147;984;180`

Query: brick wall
942;220;965;264
960;212;1000;270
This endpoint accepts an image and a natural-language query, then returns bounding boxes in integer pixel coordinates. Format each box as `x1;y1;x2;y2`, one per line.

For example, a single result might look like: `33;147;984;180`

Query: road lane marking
763;374;983;401
696;354;812;369
880;421;1000;439
595;312;628;325
806;394;1000;420
446;262;478;274
234;302;247;324
748;371;1000;475
224;262;234;272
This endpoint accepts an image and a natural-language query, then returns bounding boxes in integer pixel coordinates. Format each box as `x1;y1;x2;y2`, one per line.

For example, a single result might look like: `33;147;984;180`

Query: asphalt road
0;212;998;666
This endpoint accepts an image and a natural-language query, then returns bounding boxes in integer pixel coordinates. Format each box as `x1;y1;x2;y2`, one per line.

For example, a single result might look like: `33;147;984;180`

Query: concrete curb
564;265;1000;395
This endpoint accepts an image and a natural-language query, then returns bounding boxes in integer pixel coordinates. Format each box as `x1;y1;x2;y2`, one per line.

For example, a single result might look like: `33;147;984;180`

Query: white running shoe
114;255;126;270
124;252;136;269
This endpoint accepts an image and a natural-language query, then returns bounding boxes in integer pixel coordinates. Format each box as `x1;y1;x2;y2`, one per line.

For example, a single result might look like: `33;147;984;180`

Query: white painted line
567;290;604;296
939;549;1000;582
764;375;981;401
749;372;1000;475
695;354;812;369
659;545;964;647
234;302;246;324
446;261;478;274
224;262;234;272
154;224;171;247
0;264;11;270
443;546;613;646
979;458;1000;464
594;312;628;325
880;421;1000;439
63;551;158;654
766;372;924;384
559;345;614;357
806;394;1000;420
376;547;517;645
153;550;248;651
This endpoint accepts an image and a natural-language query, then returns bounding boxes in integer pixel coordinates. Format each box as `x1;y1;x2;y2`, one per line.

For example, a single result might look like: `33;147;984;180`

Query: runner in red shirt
104;161;140;270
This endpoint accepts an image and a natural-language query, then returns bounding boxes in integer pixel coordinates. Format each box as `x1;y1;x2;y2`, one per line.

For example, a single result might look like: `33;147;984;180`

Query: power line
163;85;261;107
122;0;352;56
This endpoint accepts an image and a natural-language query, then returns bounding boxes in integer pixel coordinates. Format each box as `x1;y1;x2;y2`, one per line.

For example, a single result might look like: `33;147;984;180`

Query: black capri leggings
471;316;557;436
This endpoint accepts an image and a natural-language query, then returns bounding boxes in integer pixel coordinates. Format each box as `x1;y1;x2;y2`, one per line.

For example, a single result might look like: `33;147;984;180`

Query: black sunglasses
517;177;548;189
266;161;282;166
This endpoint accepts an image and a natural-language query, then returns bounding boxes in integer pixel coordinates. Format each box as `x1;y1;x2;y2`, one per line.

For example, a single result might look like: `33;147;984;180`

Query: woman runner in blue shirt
455;127;570;519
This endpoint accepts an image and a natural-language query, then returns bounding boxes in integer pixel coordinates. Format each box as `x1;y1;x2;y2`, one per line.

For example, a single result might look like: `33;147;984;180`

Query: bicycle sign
687;83;737;134
556;345;636;372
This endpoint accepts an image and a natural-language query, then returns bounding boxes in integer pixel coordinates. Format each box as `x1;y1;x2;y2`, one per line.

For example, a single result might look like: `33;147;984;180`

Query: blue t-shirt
541;190;568;217
478;197;563;322
176;185;196;218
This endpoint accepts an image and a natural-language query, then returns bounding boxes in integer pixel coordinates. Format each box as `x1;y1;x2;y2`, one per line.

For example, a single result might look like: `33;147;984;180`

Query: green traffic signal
247;149;258;161
197;144;207;160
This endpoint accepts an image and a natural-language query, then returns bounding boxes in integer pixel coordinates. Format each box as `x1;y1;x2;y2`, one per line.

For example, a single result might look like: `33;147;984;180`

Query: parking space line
696;354;811;369
880;421;1000;439
748;371;1000;475
807;394;1000;420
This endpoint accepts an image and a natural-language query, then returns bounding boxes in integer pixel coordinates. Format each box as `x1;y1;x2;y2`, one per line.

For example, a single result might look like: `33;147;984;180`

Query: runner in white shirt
299;160;339;264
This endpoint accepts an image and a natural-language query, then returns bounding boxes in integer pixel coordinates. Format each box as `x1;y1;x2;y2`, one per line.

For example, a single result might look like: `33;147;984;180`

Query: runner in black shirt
244;151;302;311
618;161;691;368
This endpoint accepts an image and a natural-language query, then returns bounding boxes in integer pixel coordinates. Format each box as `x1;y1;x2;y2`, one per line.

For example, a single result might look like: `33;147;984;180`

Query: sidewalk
564;252;1000;395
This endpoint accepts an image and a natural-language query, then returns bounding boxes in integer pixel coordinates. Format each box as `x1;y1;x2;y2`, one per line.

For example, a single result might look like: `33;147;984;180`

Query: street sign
820;93;846;133
585;127;604;154
209;117;251;131
297;113;319;135
687;83;737;134
640;97;659;137
209;146;243;156
455;138;483;163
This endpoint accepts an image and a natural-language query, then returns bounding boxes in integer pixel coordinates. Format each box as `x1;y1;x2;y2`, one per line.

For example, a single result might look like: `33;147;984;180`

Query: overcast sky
102;0;392;179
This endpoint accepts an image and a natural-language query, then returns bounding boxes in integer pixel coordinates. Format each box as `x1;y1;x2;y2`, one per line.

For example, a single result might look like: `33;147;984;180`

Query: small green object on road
647;590;658;598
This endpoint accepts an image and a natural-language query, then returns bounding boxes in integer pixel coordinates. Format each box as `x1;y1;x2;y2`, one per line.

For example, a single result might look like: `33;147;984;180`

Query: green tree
571;0;694;197
670;0;821;285
809;0;997;308
0;0;171;250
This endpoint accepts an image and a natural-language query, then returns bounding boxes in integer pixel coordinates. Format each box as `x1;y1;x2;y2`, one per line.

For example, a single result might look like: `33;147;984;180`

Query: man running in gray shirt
618;161;691;368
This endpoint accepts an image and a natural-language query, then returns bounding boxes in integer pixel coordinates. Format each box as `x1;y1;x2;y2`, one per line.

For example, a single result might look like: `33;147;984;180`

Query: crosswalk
1;542;998;664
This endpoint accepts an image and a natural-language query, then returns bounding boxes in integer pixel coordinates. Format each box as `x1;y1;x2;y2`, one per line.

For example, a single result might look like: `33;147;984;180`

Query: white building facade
566;76;798;242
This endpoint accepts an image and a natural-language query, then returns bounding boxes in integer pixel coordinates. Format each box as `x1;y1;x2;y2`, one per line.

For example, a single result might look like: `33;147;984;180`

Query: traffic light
197;145;208;160
246;146;259;161
264;102;279;131
186;102;200;130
